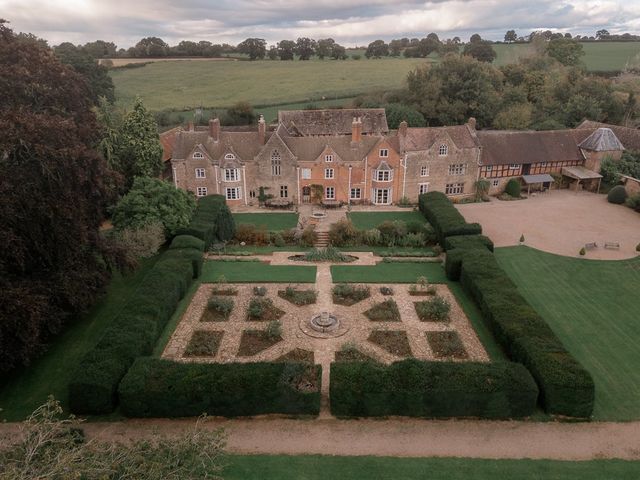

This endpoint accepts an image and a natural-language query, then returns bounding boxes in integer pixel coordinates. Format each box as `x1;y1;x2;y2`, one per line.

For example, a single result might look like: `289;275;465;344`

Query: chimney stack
209;118;220;142
399;120;408;137
258;114;266;145
351;116;362;144
467;117;477;130
188;121;194;131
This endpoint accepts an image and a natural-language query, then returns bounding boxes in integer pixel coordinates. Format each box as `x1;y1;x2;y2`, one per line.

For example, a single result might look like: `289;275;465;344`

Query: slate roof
277;108;389;136
576;120;640;151
578;127;625;151
172;129;271;162
476;129;593;166
401;125;480;151
283;135;380;163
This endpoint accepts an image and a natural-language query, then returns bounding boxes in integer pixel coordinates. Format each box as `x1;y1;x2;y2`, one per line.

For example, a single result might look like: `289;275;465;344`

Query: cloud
0;0;638;48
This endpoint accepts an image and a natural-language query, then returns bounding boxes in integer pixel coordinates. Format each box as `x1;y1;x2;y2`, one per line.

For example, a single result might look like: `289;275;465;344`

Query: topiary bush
330;359;538;419
607;185;628;204
119;358;322;417
504;179;522;198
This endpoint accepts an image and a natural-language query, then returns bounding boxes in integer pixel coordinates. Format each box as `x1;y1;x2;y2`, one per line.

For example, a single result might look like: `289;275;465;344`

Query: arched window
224;153;235;160
439;144;448;156
271;150;281;176
192;151;204;159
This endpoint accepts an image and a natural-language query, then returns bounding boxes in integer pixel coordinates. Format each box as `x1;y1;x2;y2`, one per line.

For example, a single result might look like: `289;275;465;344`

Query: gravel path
2;418;639;460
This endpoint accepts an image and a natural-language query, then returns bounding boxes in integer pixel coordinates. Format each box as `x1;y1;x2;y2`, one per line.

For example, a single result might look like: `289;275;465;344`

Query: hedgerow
119;358;321;417
418;192;481;245
177;195;235;248
330;359;538;419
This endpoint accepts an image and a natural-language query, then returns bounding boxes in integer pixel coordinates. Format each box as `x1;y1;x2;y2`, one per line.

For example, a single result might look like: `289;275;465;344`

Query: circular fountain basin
299;311;350;338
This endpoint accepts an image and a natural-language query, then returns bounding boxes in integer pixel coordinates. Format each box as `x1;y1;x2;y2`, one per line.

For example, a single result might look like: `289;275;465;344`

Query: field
0;256;160;421
233;212;299;230
347;210;424;229
495;246;640;421
201;260;316;283
225;455;639;480
111;42;640;115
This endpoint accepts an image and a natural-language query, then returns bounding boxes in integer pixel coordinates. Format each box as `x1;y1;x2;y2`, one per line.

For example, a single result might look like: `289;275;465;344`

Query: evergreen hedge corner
169;234;205;252
329;359;538;419
418;192;481;246
119;358;322;417
443;234;495;252
177;194;235;248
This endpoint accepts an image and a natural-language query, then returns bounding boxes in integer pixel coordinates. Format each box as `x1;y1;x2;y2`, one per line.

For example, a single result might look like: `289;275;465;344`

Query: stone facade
163;110;633;206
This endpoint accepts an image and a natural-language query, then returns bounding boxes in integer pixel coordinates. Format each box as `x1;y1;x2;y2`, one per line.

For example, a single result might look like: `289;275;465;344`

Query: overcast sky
2;0;639;48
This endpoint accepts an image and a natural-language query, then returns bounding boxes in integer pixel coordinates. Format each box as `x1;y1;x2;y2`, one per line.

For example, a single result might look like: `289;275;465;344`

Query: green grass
331;261;446;284
347;211;425;230
0;256;161;421
495;246;640;421
233;212;299;230
225;455;640;479
202;260;316;283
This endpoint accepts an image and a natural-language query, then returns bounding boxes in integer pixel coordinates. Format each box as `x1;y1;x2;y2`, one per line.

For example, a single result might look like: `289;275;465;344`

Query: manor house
164;108;633;206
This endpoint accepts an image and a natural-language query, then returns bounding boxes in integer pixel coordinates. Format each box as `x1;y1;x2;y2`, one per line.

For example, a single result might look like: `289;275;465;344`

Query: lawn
202;260;316;283
331;261;446;284
347;210;425;230
495;246;640;421
225;455;640;479
233;212;299;230
0;256;160;421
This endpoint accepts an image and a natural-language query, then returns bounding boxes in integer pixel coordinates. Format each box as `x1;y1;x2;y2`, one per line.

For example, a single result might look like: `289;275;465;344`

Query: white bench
584;242;598;250
604;242;620;250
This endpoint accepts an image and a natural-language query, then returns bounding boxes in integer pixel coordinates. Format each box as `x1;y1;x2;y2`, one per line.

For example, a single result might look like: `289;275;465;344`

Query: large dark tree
365;40;389;58
295;37;317;60
0;21;120;374
237;38;266;60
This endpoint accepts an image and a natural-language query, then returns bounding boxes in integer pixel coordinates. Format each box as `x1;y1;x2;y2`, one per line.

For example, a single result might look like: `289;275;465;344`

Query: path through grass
347;210;425;230
0;256;160;421
202;261;316;283
225;455;639;479
495;246;640;421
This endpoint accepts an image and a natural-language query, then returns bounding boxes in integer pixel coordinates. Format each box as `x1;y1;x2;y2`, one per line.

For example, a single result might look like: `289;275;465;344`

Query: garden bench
604;242;620;250
584;242;598;250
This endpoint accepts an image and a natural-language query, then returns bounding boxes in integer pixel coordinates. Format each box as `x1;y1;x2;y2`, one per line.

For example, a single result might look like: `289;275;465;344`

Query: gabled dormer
314;145;342;165
189;144;211;162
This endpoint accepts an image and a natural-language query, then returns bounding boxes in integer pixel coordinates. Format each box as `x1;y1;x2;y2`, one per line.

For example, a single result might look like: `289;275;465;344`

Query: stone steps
314;231;330;248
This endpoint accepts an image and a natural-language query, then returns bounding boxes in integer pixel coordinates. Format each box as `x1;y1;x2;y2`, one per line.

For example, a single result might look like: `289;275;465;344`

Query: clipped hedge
68;248;201;414
459;249;595;417
330;359;538;419
169;234;205;251
443;234;494;253
119;358;321;417
177;195;235;248
418;192;481;245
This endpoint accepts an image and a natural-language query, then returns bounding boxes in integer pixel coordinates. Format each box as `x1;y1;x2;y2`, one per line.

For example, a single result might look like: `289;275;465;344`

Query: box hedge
459;249;595;417
69;248;201;414
330;359;538;419
443;234;494;253
418;192;481;245
169;234;205;252
178;195;235;248
119;358;321;417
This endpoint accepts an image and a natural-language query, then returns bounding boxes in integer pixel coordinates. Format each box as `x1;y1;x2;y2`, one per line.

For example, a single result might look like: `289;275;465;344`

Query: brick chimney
399;120;408;137
209;118;220;142
467;117;477;130
351;116;362;143
188;120;194;131
258;114;266;145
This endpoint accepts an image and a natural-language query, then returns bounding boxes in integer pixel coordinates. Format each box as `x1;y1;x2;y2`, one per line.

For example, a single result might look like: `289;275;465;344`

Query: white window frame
325;154;333;162
271;151;282;176
509;164;520;169
374;188;391;205
225;187;241;200
224;153;235;160
379;148;389;158
485;166;493;172
196;187;208;197
420;165;429;177
350;188;361;200
325;168;334;179
448;164;467;176
301;168;311;179
195;168;206;179
224;168;239;182
445;183;464;195
419;183;429;195
492;179;499;187
280;185;288;198
439;144;448;156
192;151;204;159
374;170;392;182
325;186;335;200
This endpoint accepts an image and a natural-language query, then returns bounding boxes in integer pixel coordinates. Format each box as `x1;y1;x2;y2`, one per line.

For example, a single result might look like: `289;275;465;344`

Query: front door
522;164;531;175
302;186;311;203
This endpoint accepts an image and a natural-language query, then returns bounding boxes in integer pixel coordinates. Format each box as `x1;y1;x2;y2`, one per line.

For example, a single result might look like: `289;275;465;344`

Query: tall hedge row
458;248;595;417
119;358;322;417
68;243;202;414
418;192;481;245
178;195;235;248
330;359;538;419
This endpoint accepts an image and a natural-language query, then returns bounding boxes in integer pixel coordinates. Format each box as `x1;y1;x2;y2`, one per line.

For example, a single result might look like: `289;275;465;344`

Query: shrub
302;246;353;262
504;179;522;198
169;234;205;252
299;225;317;246
332;284;370;306
328;219;358;246
253;286;267;296
443;234;494;252
415;296;451;322
626;193;640;212
177;195;231;248
248;298;265;318
579;247;586;256
362;228;382;246
266;320;283;339
379;286;394;296
607;185;628;204
637;243;640;252
418;192;481;245
207;297;234;319
278;287;317;306
271;231;286;247
364;299;401;322
119;358;321;417
114;221;165;259
377;220;407;246
330;359;538;418
247;297;283;321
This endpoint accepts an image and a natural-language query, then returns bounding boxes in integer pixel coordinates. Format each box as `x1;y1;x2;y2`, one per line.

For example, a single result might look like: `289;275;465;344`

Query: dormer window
325;154;333;162
374;170;393;182
224;153;235;160
439;144;448;156
379;148;389;157
193;151;204;159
